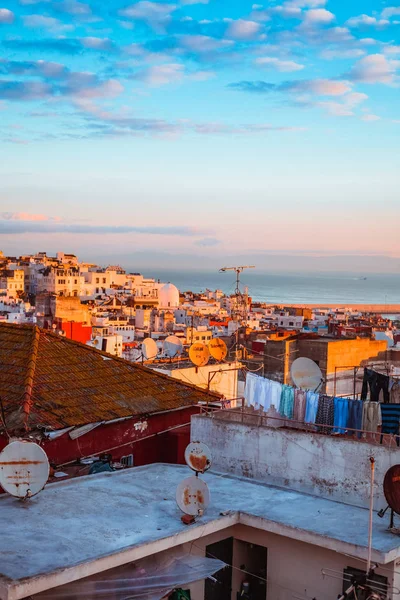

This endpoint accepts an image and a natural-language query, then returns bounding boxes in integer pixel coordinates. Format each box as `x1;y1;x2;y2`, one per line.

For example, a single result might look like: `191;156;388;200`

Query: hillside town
1;250;400;600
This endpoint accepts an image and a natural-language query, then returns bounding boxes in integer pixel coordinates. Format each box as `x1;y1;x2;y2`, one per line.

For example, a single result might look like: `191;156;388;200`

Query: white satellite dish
176;476;210;516
163;335;183;358
142;338;158;361
291;357;323;391
0;440;50;498
185;441;212;474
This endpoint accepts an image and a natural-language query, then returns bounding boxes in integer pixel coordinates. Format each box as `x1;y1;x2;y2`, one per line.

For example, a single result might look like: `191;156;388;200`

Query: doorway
205;537;233;600
232;540;267;600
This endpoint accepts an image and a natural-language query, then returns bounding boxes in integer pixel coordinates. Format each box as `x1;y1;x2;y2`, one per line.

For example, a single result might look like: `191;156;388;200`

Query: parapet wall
191;413;400;509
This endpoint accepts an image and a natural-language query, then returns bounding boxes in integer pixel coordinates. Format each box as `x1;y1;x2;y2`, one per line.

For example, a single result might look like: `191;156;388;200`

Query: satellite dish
142;338;158;361
185;441;212;473
291;357;323;391
0;440;49;499
163;335;183;358
208;338;228;362
384;465;400;515
189;343;210;367
176;476;210;516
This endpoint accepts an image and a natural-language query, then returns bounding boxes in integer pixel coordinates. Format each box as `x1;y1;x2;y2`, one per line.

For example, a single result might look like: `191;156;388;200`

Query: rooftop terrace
1;463;400;600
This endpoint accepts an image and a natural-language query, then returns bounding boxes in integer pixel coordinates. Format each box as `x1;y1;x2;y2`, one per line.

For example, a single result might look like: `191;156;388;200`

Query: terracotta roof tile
0;323;219;433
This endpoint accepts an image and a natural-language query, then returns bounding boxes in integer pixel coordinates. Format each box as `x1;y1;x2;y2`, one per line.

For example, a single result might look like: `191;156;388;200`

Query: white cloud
0;8;14;23
255;56;304;71
383;44;400;55
361;114;381;121
118;2;176;29
346;14;389;28
180;35;233;52
80;37;112;50
320;48;365;60
180;0;209;4
23;14;72;30
305;79;351;95
381;7;400;18
135;63;185;85
226;19;262;40
349;53;399;84
301;8;335;26
316;91;368;116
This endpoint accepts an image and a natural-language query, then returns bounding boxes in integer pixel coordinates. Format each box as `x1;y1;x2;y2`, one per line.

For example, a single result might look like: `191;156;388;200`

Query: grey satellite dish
185;442;212;474
176;476;210;516
0;440;50;499
142;338;158;361
291;357;323;391
163;335;183;358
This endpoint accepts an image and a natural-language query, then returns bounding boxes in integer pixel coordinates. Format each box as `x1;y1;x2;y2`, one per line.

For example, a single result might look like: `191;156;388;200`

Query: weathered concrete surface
191;414;400;509
1;463;400;599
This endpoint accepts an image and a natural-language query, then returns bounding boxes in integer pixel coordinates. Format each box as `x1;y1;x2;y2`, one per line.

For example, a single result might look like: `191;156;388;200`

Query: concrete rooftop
1;463;400;600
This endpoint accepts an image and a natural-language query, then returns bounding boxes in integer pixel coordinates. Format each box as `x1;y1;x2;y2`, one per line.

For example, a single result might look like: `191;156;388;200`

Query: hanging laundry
380;404;400;437
347;400;363;438
315;395;334;434
279;385;295;419
293;389;307;423
305;391;319;424
333;397;350;434
267;379;283;411
244;373;259;408
362;401;382;433
390;379;400;404
361;368;390;403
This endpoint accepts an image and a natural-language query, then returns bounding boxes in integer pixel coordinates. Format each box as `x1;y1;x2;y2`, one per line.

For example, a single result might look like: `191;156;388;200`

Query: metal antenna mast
219;265;255;358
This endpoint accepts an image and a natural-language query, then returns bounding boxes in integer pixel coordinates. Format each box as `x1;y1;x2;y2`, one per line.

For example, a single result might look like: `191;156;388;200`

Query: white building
86;333;123;356
0;268;24;298
158;282;180;309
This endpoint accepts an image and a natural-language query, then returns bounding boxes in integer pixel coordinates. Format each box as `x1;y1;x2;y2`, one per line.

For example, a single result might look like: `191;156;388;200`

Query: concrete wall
185;524;393;600
154;362;240;400
191;414;400;509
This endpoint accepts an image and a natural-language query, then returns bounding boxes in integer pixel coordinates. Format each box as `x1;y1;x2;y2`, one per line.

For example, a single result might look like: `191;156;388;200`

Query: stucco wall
191;414;400;509
185;524;393;600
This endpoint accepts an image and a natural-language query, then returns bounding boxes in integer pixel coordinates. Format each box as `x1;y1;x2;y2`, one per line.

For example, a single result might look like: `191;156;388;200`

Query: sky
0;0;399;271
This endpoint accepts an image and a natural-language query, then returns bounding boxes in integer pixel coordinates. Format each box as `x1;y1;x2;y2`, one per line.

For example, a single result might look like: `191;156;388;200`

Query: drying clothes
244;373;259;408
333;397;349;434
390;380;400;404
268;380;283;410
305;391;319;424
347;400;363;438
380;404;400;436
362;401;382;433
315;395;335;434
279;385;295;419
293;389;307;423
361;368;390;403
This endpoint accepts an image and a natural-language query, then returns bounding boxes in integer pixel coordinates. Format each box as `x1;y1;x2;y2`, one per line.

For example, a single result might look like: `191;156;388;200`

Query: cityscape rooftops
0;463;399;600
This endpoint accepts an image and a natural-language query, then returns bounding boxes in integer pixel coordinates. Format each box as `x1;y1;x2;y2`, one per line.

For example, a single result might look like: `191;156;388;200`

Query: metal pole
367;456;375;573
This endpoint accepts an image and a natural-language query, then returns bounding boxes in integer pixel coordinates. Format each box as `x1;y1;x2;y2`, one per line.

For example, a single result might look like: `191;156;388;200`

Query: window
103;278;106;284
289;321;294;326
96;278;99;284
121;454;134;467
342;567;387;600
74;279;78;284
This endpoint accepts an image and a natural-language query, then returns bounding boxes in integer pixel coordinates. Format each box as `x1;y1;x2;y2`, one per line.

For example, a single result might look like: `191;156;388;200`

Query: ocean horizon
130;269;400;306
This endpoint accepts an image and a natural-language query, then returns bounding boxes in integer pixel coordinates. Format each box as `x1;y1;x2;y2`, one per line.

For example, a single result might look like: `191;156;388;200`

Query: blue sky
0;0;399;269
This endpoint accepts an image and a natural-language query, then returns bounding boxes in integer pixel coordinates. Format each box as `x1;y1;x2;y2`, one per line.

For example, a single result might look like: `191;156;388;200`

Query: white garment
245;373;259;408
268;380;283;410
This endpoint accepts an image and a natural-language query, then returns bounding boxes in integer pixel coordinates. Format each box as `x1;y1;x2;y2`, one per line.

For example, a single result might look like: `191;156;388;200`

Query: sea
142;270;400;309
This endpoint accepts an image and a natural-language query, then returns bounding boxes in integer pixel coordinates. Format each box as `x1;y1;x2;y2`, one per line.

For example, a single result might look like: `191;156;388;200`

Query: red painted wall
57;320;92;344
40;405;200;468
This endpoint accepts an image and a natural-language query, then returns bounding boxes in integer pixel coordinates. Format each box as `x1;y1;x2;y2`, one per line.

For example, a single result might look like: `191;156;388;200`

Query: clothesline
244;369;400;441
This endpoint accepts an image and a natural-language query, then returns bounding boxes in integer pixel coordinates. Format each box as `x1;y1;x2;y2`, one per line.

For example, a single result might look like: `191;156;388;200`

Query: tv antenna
219;265;255;358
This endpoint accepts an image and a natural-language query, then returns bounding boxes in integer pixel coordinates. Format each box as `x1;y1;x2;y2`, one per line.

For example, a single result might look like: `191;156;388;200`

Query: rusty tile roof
0;323;220;433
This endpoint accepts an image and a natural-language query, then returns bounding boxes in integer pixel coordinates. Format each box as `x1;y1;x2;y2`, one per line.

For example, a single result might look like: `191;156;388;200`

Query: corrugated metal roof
0;323;220;433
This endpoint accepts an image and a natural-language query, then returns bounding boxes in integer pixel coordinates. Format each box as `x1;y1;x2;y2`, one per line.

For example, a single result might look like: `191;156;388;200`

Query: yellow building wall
326;338;388;375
